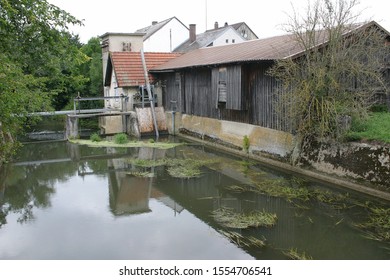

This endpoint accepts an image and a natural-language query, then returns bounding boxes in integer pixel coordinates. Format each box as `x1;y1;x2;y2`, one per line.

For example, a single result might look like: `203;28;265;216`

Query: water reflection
0;139;389;260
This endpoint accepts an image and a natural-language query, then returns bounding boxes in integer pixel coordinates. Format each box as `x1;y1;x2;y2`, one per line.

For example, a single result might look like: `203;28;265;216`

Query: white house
136;17;189;52
174;22;256;53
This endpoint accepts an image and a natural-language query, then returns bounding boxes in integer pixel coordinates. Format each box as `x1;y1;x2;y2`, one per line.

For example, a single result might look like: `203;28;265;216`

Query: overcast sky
48;0;390;43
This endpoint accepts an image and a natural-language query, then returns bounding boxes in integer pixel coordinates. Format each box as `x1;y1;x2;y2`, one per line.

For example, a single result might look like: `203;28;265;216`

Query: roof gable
136;17;188;40
174;25;245;53
106;52;183;87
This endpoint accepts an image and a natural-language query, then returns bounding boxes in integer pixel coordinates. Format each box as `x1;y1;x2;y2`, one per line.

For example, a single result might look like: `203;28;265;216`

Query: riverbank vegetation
270;0;390;165
70;137;184;150
0;1;103;166
347;112;390;143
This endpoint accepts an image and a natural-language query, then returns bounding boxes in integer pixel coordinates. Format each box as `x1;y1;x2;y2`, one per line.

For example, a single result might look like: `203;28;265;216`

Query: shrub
114;133;128;144
90;133;102;142
370;104;389;113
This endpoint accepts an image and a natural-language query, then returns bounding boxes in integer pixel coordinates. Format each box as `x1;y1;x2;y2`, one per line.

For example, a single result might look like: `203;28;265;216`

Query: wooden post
140;49;159;138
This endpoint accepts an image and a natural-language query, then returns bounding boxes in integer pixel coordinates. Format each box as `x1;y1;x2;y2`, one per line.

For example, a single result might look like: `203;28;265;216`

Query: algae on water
69;138;184;150
128;157;220;179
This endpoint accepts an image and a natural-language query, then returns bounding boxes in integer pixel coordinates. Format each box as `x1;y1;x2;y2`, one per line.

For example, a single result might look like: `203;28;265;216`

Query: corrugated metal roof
152;33;302;71
110;52;183;87
151;21;387;72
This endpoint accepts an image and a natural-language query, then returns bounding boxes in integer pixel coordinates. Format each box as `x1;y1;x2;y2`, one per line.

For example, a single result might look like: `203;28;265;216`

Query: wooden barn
149;21;390;157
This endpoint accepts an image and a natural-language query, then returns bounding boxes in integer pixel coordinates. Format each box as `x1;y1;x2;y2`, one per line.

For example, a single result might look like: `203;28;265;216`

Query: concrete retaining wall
165;111;390;193
299;140;390;190
166;112;296;158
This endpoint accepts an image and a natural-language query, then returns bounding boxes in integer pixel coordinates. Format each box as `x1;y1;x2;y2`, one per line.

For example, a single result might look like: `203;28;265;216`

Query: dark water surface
0;135;389;260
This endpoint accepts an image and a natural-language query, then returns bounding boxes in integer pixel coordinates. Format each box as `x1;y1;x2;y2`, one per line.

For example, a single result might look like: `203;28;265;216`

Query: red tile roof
110;52;182;87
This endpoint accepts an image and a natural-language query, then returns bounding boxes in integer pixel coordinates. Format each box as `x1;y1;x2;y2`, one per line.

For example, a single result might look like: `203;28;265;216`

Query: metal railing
73;94;128;115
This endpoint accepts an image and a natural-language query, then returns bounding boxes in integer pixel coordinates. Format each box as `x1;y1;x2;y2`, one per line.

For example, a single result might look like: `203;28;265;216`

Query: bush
370;104;389;113
114;133;128;144
90;133;102;142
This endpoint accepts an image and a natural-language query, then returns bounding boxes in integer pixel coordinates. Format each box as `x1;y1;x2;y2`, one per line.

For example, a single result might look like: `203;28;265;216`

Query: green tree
269;0;389;164
81;37;104;97
0;0;86;165
78;37;104;109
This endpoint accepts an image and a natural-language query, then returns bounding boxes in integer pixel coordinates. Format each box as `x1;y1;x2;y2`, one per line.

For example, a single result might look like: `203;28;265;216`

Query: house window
217;67;227;103
232;39;235;43
226;39;229;43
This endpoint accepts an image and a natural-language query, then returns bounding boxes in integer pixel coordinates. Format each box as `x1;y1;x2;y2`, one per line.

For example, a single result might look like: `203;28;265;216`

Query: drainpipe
172;111;176;136
171;100;177;136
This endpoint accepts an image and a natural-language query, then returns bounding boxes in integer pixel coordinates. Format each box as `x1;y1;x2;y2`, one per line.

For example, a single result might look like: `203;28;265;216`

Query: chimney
224;22;228;27
214;22;219;29
189;24;196;43
152;21;158;25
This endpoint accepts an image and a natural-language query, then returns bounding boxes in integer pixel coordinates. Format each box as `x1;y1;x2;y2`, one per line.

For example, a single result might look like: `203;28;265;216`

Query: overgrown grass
347;112;390;143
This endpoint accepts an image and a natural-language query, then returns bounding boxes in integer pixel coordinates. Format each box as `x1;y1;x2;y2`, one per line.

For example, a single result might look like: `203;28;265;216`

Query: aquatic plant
129;158;166;168
211;208;277;229
167;165;202;179
225;185;250;193
253;179;312;201
114;133;129;144
218;230;267;249
283;248;313;260
128;158;220;179
126;171;154;178
90;133;102;142
355;206;390;242
69;138;184;149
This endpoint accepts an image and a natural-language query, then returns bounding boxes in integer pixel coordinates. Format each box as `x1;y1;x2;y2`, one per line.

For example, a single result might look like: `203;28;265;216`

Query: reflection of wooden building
109;175;153;215
107;147;183;216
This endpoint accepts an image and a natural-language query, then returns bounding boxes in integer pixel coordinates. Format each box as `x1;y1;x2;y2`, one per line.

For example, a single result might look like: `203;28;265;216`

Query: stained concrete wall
165;112;390;195
165;112;295;158
299;140;390;190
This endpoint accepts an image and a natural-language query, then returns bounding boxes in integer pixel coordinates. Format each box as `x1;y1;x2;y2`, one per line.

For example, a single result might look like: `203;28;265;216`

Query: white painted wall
211;27;245;47
143;19;189;52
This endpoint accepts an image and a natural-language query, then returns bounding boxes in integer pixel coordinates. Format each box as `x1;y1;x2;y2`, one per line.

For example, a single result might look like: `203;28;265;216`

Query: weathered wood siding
248;63;289;132
159;61;289;132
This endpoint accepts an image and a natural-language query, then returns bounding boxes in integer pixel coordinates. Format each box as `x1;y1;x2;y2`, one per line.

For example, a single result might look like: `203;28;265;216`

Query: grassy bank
347;112;390;143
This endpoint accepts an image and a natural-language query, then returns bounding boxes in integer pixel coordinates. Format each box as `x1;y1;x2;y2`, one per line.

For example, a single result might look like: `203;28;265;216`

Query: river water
0;128;389;260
